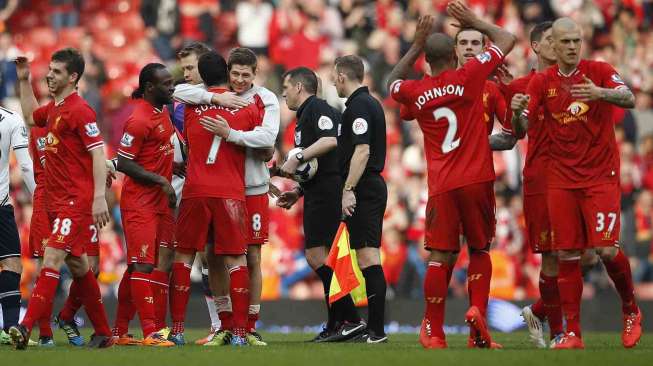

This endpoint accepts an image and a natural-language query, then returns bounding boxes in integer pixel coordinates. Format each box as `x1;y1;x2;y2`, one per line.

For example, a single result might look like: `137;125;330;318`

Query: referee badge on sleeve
352;118;368;135
318;115;334;130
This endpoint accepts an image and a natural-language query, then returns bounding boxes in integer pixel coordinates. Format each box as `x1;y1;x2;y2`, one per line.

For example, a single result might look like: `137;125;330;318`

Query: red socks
22;268;60;331
58;276;82;322
558;259;582;336
468;250;492;317
130;272;157;337
75;270;112;336
603;250;638;314
539;273;563;337
114;270;135;336
229;266;250;337
424;261;449;338
170;262;191;334
150;269;170;330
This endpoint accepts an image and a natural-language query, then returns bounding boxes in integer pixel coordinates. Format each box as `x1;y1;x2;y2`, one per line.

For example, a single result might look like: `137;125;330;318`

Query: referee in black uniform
333;55;388;343
277;67;363;342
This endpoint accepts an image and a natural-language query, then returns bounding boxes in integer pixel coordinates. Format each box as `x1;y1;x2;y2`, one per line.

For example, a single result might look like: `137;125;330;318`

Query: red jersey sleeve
33;104;50;127
597;62;629;91
72;106;104;151
117;116;150;160
389;79;418;105
458;45;504;96
523;72;546;125
488;81;510;134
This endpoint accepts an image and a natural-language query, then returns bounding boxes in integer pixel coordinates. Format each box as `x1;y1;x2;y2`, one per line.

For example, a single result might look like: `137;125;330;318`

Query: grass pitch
1;330;651;366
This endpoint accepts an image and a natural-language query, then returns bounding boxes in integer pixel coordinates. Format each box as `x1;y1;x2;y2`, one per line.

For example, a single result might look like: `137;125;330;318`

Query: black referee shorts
0;205;21;260
303;174;342;249
345;173;387;249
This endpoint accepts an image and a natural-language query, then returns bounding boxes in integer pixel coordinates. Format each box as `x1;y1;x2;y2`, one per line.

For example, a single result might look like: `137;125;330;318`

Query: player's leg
169;198;208;344
113;265;138;345
459;182;499;349
152;243;173;332
0;205;23;341
195;250;221;344
204;247;233;346
585;183;641;348
27;208;54;345
548;188;585;350
56;250;98;341
244;194;270;344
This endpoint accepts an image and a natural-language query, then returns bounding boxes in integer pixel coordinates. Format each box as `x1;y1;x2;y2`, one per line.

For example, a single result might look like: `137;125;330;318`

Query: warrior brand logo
468;273;483;281
426;296;444;304
120;132;134;147
547;88;557;98
602;231;614;241
84;122;100;137
567;101;589;117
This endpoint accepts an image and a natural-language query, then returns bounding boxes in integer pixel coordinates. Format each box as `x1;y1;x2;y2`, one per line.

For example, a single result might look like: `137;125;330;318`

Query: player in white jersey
174;47;279;346
0;106;35;344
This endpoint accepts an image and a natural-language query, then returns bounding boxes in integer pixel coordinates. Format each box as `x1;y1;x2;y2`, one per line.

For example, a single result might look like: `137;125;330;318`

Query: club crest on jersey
352;118;368;135
318;115;333;130
567;101;589;117
120;132;135;147
611;74;624;84
476;51;491;64
294;131;301;145
84;122;100;137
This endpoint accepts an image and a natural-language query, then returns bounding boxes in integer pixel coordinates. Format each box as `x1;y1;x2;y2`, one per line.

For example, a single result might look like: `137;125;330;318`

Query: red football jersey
117;99;175;213
505;70;550;195
32;92;104;213
483;80;510;135
524;60;626;188
29;126;48;208
390;45;504;194
182;87;264;200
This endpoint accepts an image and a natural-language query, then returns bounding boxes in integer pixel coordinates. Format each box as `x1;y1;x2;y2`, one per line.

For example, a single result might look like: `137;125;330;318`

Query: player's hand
413;15;434;49
269;162;280;177
571;75;602;102
447;1;479;29
496;64;513;84
14;56;31;81
342;190;357;217
252;147;275;162
173;161;186;178
280;156;300;180
92;196;111;229
276;190;300;209
160;181;177;208
511;93;529;113
212;92;249;109
268;182;282;198
199;115;231;138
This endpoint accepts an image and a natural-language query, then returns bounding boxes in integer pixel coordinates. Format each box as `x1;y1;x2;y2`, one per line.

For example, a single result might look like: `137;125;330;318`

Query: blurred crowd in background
1;0;653;303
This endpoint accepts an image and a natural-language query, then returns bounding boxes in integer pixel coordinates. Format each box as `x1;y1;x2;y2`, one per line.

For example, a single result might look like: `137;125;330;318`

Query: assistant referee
277;67;363;342
334;55;388;343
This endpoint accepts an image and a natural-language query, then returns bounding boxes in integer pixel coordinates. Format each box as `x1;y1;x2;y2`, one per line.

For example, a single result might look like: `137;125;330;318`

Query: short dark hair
51;48;85;85
334;55;364;82
424;33;455;67
283;67;318;95
132;63;167;99
454;28;485;46
530;21;553;44
198;51;228;87
177;42;211;60
228;47;258;71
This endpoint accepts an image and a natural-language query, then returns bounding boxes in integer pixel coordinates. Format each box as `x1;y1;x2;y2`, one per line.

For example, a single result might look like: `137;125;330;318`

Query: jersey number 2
434;107;460;154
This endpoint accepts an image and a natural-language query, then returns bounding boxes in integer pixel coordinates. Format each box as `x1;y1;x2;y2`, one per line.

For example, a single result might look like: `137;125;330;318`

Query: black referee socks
362;265;387;336
315;265;336;330
0;270;21;331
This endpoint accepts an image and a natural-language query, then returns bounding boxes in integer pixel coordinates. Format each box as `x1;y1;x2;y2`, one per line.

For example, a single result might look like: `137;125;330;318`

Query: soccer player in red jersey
168;51;263;346
12;49;113;350
112;63;178;347
388;1;515;349
512;18;642;349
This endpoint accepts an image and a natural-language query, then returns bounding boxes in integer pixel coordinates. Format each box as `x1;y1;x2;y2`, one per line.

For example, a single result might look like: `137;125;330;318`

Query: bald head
552;18;580;39
424;33;456;68
551;17;582;69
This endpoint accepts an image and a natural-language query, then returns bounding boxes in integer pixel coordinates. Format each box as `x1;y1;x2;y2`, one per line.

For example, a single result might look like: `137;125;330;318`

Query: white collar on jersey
557;67;581;78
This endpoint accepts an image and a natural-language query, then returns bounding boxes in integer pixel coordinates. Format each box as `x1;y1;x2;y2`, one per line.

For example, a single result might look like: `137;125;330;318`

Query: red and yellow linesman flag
326;223;367;306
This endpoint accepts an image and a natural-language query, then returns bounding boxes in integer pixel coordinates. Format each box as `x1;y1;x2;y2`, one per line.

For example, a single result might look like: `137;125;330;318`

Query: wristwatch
295;152;305;163
344;184;355;192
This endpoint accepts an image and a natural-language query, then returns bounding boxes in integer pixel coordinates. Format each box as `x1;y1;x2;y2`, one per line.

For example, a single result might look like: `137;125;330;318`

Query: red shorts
29;208;50;258
158;211;176;249
548;182;620;250
523;193;552;253
245;194;269;245
425;181;496;251
45;210;95;258
175;197;247;255
122;209;170;265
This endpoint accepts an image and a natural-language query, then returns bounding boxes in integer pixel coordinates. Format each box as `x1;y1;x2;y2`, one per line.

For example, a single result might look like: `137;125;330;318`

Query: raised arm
447;0;516;56
386;15;434;90
14;57;38;127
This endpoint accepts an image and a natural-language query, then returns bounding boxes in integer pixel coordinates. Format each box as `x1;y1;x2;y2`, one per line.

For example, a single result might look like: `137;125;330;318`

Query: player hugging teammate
4;0;644;351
